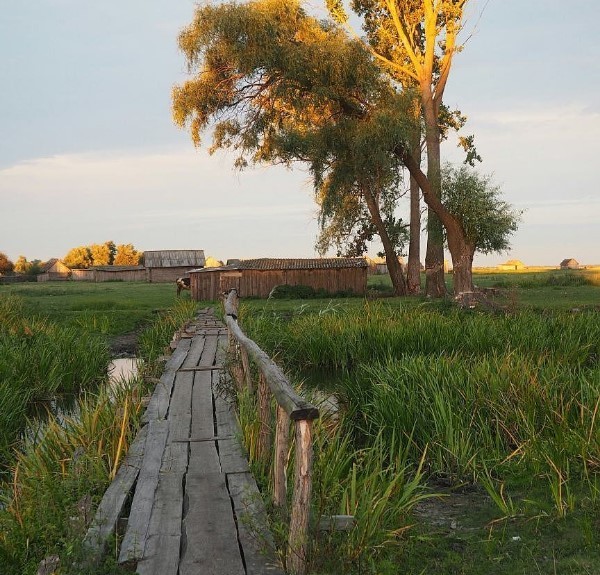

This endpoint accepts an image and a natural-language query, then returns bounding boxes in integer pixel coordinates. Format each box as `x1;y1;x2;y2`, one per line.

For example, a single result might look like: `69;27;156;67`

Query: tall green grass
0;293;199;574
239;302;600;518
0;295;110;463
0;380;145;575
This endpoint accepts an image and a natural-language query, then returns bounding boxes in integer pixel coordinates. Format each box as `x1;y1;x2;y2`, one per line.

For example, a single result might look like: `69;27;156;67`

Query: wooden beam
224;291;319;421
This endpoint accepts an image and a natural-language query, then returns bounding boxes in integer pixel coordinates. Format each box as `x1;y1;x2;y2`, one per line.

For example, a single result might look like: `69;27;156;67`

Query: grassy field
0;281;182;336
1;274;599;574
234;271;600;575
0;282;199;574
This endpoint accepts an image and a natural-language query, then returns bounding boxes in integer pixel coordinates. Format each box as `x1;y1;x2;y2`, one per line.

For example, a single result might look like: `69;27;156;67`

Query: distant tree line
62;241;143;268
0;242;143;277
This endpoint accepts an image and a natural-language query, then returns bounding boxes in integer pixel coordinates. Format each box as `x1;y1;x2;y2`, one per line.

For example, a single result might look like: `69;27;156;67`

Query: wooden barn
37;259;71;282
71;266;146;282
144;250;205;283
189;257;368;301
560;258;580;270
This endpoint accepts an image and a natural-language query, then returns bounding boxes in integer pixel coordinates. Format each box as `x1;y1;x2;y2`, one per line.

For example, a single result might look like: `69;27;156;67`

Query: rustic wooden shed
37;259;71;282
189;257;368;301
559;258;580;270
143;250;205;283
71;266;146;282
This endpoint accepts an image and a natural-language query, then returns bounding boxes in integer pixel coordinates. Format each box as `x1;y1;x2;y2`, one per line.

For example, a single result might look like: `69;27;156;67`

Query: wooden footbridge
83;298;319;575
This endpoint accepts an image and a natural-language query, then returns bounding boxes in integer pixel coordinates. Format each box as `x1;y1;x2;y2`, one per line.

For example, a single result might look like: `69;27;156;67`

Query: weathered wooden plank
167;371;193;442
81;425;148;561
180;473;245;575
198;334;219;367
218;438;249;474
169;371;194;416
187;441;221;476
191;370;214;440
177;366;223;372
135;472;184;575
182;336;206;368
214;391;239;440
160;441;189;474
83;466;139;561
142;339;191;423
227;472;285;575
215;334;229;365
119;420;169;565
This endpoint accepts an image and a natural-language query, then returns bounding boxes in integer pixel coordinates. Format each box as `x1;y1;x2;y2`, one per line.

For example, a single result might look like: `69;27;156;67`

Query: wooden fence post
287;419;313;575
273;406;290;508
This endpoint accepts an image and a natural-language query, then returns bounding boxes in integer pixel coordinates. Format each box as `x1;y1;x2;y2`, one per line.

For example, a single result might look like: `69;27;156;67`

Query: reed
240;302;600;513
0;295;110;465
0;379;145;575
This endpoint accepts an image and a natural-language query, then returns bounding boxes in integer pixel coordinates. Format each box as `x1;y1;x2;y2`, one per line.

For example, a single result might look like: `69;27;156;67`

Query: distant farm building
37;259;71;282
560;258;580;270
144;250;205;283
189;258;368;300
71;266;146;282
498;259;525;271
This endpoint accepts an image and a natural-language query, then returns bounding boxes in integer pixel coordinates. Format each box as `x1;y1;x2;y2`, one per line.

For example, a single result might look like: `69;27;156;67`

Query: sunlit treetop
172;0;417;170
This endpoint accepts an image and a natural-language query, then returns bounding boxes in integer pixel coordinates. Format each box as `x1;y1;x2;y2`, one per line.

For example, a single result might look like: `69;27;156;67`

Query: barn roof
40;258;59;272
191;257;367;273
41;258;70;273
91;265;145;271
144;250;205;268
560;258;579;266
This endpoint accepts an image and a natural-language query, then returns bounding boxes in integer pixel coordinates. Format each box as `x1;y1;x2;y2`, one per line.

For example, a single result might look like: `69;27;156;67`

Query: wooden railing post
273;405;290;508
287;419;314;575
223;290;318;575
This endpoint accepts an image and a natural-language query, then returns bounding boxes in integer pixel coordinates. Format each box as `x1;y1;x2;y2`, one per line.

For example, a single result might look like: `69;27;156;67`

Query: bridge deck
84;309;284;575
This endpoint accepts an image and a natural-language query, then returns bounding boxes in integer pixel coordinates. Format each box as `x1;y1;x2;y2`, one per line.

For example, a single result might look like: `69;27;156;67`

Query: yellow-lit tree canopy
173;0;518;295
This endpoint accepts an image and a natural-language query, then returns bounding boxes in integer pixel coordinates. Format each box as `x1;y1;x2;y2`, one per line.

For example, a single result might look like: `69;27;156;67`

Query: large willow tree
173;0;417;294
173;0;505;295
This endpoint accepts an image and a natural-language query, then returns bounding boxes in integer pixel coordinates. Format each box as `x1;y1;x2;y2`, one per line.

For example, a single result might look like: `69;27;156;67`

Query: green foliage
268;284;357;299
233;297;600;572
173;0;417;276
441;164;521;255
0;295;110;465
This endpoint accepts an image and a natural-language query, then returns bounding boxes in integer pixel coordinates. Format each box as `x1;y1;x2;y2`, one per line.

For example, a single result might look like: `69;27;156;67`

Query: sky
1;0;599;267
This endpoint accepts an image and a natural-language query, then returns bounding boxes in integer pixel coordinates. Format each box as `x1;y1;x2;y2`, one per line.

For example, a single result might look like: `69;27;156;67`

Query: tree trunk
446;220;475;295
421;85;446;298
399;147;475;297
363;186;407;296
407;130;422;295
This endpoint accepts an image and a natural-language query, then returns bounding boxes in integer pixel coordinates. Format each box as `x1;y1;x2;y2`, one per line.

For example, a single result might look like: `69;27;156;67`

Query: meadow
0;271;599;574
0;282;198;574
234;268;600;574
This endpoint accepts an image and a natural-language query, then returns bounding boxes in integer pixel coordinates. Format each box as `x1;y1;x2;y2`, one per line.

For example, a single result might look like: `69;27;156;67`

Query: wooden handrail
223;289;319;575
224;290;319;421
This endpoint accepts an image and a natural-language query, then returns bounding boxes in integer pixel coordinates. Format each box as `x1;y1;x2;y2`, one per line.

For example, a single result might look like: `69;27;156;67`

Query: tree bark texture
363;185;407;296
407;132;422;295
